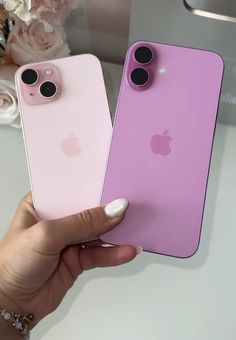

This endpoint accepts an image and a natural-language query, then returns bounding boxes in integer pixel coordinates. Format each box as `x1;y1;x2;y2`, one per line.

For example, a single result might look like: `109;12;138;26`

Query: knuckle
77;209;95;231
76;208;109;238
18;193;33;210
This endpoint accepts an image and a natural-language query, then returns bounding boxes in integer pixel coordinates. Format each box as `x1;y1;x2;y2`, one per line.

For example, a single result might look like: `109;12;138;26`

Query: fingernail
135;246;143;255
105;199;129;218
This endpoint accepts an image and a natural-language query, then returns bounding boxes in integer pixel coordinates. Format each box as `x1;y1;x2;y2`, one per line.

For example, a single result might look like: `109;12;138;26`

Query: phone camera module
21;69;39;86
39;81;57;98
134;46;153;65
130;68;150;86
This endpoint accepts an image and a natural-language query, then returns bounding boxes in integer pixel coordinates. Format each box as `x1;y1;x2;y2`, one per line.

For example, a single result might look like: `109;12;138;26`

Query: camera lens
21;69;39;86
130;68;150;86
134;46;153;65
39;81;57;98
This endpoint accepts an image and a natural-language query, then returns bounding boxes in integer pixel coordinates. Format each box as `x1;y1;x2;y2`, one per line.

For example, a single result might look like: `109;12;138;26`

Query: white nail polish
105;199;129;218
135;246;143;255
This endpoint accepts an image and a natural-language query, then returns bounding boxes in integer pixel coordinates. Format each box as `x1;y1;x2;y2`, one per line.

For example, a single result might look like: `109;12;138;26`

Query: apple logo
151;130;172;156
61;133;81;157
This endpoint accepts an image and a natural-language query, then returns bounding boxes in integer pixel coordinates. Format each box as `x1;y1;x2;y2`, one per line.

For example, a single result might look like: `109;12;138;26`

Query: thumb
33;199;128;252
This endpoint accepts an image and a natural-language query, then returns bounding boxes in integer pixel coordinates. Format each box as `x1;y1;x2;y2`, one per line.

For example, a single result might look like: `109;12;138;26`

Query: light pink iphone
16;54;112;220
101;41;224;258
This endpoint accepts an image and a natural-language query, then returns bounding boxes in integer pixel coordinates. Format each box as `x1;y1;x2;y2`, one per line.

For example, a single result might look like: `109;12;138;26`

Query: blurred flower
32;0;78;25
6;20;71;65
0;0;33;23
0;63;20;129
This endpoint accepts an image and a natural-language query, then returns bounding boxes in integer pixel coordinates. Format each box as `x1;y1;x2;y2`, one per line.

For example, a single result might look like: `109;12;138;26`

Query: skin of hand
0;193;139;329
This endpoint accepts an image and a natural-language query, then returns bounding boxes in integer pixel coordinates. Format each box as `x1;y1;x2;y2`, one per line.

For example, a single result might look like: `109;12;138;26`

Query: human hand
0;193;140;329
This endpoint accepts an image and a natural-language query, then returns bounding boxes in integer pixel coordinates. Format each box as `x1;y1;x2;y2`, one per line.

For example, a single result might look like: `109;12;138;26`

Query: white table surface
1;60;236;340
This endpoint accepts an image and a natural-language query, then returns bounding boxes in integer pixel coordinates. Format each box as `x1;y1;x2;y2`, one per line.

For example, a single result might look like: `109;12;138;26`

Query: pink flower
6;20;71;65
32;0;78;24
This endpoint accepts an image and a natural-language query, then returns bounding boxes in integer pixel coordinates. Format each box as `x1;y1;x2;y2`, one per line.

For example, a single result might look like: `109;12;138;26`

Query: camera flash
158;67;167;74
45;69;53;76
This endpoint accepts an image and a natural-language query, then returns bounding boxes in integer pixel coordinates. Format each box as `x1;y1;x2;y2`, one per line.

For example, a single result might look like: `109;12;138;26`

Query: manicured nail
135;246;143;255
105;199;129;218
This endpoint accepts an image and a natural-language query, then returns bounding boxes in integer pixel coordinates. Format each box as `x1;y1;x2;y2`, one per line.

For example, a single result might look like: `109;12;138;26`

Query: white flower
0;64;21;129
0;0;33;22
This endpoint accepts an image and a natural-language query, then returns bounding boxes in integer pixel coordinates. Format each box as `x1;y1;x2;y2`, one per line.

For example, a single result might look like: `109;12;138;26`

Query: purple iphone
101;41;224;258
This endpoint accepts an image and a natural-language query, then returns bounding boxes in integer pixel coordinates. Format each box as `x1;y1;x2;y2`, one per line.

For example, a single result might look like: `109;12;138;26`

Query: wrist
0;313;24;340
0;292;34;338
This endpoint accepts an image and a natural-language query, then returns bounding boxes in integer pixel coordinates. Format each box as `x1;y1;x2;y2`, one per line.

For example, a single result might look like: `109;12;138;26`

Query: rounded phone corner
99;234;117;248
83;53;102;68
207;50;225;72
178;242;201;259
99;234;109;244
